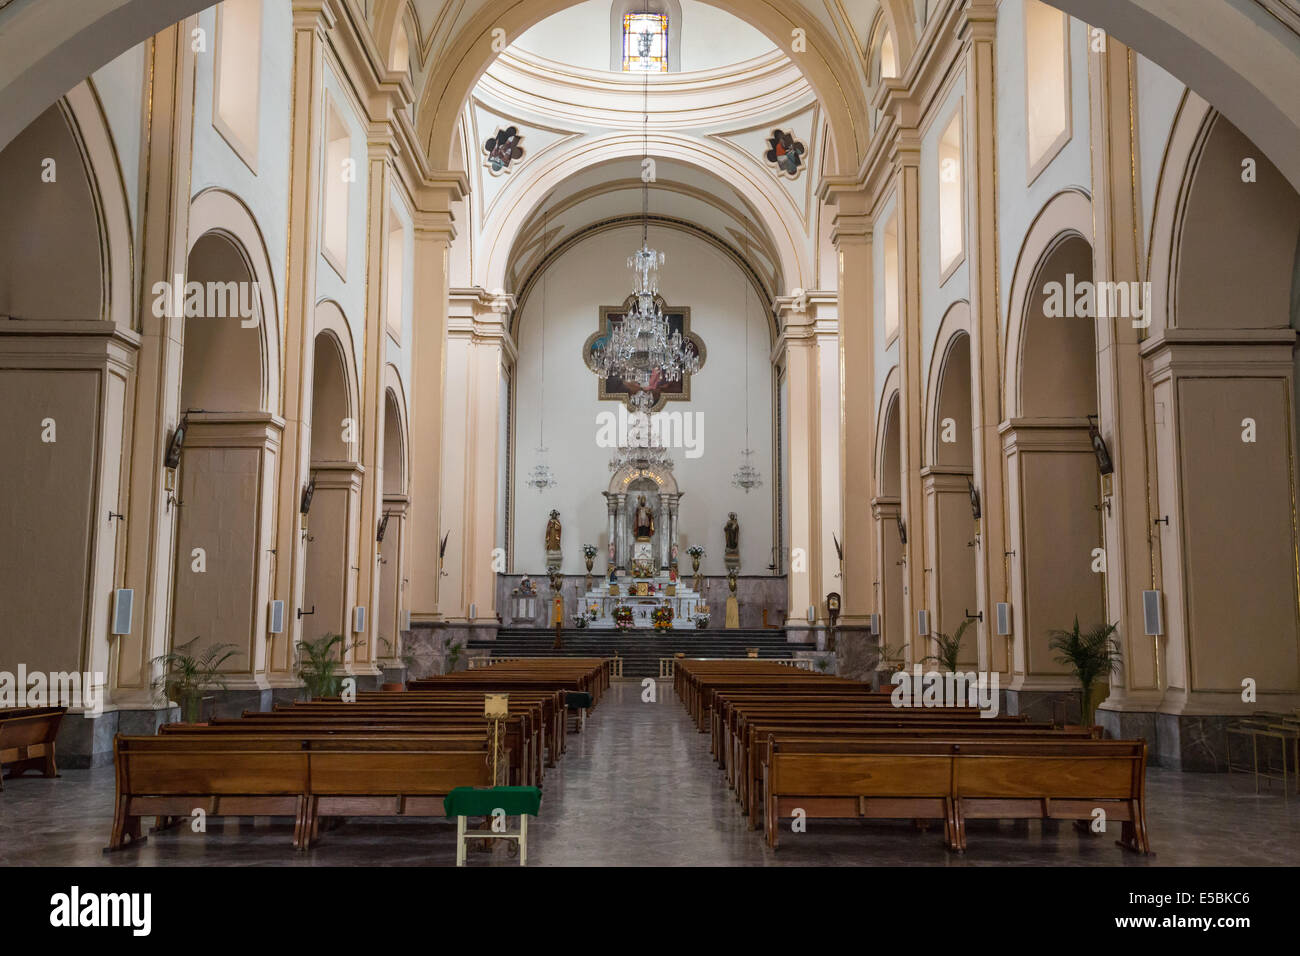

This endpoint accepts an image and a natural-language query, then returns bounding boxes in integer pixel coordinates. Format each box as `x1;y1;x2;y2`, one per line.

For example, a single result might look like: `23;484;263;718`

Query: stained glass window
623;13;668;72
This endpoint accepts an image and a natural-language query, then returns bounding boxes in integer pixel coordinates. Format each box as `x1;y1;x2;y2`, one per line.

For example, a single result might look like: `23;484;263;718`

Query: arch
867;9;899;82
416;0;870;175
186;187;282;413
482;132;808;298
608;460;679;497
310;301;361;463
382;363;411;497
0;82;133;327
1147;103;1300;337
924;301;972;467
1002;187;1093;421
875;367;901;498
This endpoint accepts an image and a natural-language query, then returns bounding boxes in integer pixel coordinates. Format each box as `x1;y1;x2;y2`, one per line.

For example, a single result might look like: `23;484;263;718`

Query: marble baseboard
405;623;498;678
833;628;881;681
56;707;179;768
1003;688;1083;726
1094;709;1234;772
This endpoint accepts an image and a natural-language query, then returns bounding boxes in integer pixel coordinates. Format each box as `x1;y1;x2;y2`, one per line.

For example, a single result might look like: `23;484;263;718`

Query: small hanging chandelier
731;448;762;492
530;200;558;492
527;447;557;491
731;279;762;492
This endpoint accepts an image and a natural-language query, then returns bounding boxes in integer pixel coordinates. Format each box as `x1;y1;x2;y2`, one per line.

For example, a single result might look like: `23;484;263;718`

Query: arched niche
309;303;360;464
0;100;103;323
875;377;905;657
383;386;407;496
1003;206;1103;690
925;303;973;468
180;233;265;413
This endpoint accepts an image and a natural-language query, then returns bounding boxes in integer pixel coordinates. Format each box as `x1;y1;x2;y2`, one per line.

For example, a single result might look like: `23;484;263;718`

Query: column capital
957;0;999;45
291;0;338;34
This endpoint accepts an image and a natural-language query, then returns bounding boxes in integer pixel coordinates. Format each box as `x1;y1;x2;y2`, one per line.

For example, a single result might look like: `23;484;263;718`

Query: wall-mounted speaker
111;588;134;636
869;613;880;637
916;609;930;637
401;610;411;631
996;602;1012;637
352;606;366;634
806;605;816;624
1143;590;1163;636
469;603;478;620
268;600;285;634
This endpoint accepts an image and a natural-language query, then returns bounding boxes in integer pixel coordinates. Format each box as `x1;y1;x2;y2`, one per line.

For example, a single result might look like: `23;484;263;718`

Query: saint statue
724;512;740;554
544;510;562;552
633;494;655;540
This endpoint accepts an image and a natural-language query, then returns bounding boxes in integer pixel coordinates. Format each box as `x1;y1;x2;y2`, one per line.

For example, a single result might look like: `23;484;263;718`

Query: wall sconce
1088;415;1115;513
376;510;391;543
896;515;907;546
300;474;316;515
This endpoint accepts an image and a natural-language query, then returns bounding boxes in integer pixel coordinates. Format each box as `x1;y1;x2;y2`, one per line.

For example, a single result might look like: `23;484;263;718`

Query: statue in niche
545;511;562;552
633;495;655;540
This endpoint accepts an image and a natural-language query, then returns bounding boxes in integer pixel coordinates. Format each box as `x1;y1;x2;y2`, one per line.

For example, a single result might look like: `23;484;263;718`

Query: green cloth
566;692;593;710
444;786;542;818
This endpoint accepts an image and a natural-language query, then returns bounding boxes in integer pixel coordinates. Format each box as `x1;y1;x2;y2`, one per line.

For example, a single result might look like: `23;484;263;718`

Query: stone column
439;289;514;626
603;491;617;571
352;132;397;680
658;496;668;569
115;19;198;711
269;2;333;683
615;492;627;569
667;494;680;566
407;174;464;623
959;0;1008;675
1086;32;1164;732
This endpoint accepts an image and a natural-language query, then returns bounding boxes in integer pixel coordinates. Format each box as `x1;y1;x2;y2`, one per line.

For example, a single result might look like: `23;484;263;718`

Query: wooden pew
107;733;496;851
0;706;65;789
761;735;1151;853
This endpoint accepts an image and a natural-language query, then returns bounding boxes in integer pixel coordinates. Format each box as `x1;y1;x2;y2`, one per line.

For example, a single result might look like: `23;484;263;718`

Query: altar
581;572;705;629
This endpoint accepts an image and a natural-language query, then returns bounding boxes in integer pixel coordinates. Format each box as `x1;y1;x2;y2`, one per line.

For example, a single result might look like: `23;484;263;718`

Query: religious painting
484;126;524;174
583;297;706;411
764;129;806;178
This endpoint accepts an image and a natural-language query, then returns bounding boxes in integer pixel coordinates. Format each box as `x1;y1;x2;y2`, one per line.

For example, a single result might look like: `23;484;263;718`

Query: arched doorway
1143;110;1300;742
170;229;277;705
377;381;410;669
1003;227;1104;720
302;313;362;655
875;382;906;664
924;320;979;669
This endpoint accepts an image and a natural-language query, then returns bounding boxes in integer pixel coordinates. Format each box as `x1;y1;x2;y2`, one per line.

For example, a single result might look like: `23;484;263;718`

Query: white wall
510;224;775;574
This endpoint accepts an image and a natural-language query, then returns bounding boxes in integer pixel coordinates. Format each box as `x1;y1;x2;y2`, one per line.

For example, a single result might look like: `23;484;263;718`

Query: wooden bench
761;735;1150;853
107;733;496;851
0;706;65;789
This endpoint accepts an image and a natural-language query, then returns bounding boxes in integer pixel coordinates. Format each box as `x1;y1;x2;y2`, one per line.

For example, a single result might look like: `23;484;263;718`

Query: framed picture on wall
582;297;706;411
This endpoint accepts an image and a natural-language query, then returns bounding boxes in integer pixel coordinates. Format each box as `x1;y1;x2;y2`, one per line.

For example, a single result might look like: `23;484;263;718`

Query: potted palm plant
152;637;240;723
1049;617;1121;731
925;618;973;673
295;633;363;699
444;639;464;673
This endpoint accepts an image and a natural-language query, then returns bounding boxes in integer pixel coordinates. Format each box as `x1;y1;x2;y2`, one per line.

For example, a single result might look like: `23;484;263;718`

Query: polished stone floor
2;682;1298;866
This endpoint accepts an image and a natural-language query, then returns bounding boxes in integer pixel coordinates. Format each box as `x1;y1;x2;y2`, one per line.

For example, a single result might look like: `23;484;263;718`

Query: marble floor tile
1;682;1297;866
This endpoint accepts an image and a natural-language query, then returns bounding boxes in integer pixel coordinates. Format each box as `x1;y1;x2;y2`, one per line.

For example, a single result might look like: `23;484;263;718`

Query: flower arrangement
686;546;705;559
573;610;591;629
582;544;598;559
693;609;711;629
652;606;674;631
613;605;634;631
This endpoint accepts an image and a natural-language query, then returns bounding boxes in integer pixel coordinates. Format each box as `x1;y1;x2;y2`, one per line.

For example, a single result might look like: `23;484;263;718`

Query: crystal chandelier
527;446;557;491
587;32;699;393
732;448;762;492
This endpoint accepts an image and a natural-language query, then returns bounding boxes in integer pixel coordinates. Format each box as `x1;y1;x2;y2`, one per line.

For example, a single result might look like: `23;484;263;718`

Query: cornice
476;48;815;132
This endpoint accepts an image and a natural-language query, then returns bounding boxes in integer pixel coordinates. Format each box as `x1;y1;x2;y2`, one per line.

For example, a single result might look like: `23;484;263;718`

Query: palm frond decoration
296;632;365;700
151;637;241;723
1048;616;1121;725
924;618;974;672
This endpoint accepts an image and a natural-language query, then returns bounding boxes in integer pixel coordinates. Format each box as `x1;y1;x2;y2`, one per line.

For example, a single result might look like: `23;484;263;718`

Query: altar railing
469;654;624;679
656;656;814;679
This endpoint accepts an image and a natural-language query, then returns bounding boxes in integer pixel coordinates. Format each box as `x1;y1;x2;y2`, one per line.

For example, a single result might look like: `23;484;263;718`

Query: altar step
468;628;796;678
